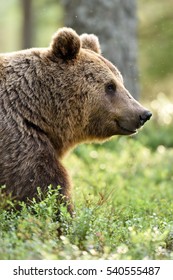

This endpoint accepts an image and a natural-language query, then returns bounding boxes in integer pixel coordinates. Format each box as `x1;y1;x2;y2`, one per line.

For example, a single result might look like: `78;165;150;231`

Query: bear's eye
105;83;116;95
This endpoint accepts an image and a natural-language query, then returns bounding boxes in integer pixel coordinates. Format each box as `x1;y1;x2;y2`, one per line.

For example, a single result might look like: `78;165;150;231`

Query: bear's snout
115;109;152;136
139;110;152;126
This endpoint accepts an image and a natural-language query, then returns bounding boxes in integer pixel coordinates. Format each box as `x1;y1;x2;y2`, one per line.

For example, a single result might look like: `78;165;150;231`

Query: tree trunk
21;0;33;49
62;0;139;99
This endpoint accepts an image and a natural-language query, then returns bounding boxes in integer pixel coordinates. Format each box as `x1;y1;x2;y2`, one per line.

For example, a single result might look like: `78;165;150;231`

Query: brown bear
0;27;151;214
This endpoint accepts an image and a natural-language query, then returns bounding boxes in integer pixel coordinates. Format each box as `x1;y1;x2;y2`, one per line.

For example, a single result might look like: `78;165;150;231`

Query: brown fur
0;28;151;214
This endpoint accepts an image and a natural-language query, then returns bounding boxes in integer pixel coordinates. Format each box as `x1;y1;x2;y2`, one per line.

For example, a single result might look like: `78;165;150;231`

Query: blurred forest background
0;0;172;105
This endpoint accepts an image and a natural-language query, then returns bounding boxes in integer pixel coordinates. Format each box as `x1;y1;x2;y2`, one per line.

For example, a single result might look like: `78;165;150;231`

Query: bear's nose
139;111;152;125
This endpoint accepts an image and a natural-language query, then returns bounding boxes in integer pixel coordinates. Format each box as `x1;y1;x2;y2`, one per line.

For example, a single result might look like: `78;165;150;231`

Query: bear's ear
80;34;101;54
50;27;81;60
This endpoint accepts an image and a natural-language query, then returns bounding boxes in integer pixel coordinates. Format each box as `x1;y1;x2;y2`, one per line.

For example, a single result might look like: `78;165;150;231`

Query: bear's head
48;28;151;140
42;28;152;152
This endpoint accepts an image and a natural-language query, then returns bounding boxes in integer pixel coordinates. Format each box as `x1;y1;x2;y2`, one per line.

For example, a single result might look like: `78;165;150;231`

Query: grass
0;97;173;260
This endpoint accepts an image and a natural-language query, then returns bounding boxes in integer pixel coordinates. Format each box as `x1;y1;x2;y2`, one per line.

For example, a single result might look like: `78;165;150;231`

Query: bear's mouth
116;120;137;135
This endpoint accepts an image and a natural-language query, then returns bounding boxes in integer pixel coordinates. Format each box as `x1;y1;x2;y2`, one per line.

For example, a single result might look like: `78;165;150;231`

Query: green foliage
1;116;173;260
